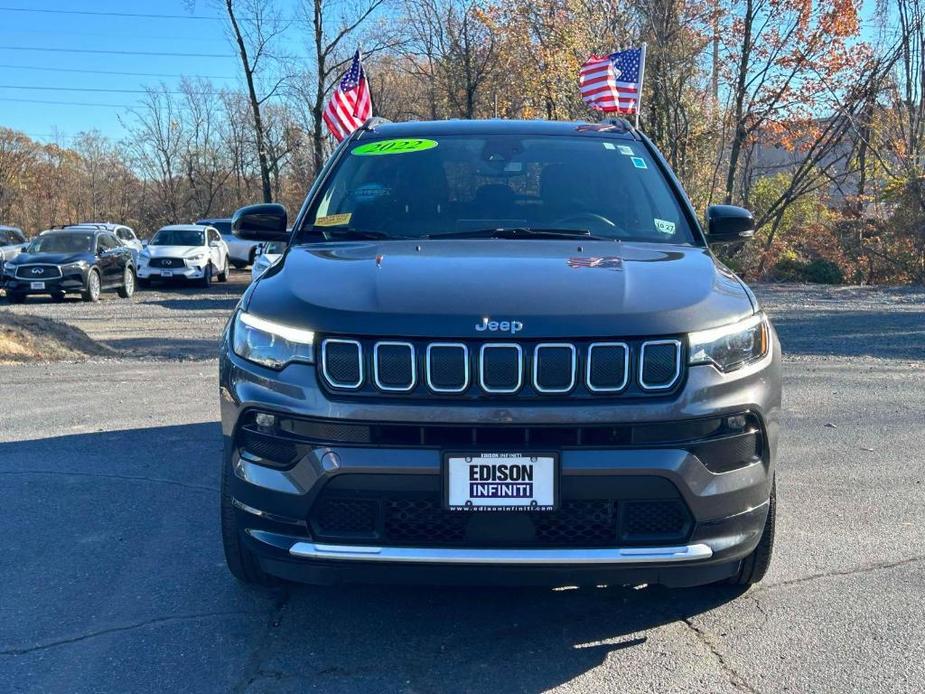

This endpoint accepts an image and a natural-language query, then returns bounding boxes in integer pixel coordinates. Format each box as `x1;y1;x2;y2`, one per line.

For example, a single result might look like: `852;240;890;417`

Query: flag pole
635;43;647;130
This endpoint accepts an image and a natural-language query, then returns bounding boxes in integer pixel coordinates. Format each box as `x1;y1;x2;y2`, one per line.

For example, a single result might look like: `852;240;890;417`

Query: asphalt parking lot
1;281;924;693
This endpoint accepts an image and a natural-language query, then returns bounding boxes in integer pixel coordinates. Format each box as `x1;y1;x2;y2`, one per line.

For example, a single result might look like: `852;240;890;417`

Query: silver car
196;218;262;268
250;241;287;281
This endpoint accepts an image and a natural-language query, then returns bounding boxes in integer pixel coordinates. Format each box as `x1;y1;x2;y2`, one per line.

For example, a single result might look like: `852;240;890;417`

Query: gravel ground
0;281;923;693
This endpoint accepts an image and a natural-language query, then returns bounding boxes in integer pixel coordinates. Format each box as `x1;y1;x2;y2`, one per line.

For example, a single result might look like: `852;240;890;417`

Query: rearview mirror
706;205;755;243
232;203;289;242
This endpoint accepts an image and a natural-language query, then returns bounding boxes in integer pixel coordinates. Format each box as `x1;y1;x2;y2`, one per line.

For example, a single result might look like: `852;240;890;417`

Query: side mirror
706;205;755;243
232;203;289;242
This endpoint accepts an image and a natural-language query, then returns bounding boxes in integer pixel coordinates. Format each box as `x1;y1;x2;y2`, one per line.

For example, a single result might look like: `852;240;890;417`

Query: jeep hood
245;240;756;338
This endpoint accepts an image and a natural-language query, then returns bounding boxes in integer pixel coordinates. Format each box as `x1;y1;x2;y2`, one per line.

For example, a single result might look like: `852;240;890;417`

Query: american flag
323;50;372;142
579;47;645;114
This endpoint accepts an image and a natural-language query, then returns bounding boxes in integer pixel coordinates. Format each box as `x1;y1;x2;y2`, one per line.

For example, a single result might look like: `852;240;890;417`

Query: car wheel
6;291;24;304
727;478;776;586
117;266;136;298
231;260;247;270
81;269;101;302
220;457;276;586
51;291;66;302
217;256;228;282
248;248;257;268
200;263;213;288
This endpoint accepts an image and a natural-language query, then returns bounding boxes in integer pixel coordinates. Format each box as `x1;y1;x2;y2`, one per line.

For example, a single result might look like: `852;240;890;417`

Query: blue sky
0;1;887;146
0;0;307;144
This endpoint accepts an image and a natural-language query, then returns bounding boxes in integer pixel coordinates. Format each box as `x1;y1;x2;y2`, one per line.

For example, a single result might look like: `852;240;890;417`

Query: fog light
255;412;276;429
726;414;747;432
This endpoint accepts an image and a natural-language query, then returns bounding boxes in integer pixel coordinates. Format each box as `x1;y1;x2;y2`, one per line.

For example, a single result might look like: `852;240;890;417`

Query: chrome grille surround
638;339;683;391
373;341;416;392
532;343;577;394
478;343;523;394
586;342;630;393
15;264;63;279
321;338;364;390
425;342;470;393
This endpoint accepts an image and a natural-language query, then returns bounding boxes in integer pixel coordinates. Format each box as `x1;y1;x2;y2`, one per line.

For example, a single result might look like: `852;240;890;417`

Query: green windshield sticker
631;156;648;169
352;138;438;156
617;145;634;155
654;218;676;235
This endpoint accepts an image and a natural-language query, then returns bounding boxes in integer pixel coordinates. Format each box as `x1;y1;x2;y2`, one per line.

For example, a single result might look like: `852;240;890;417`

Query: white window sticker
617;145;634;155
654;218;676;235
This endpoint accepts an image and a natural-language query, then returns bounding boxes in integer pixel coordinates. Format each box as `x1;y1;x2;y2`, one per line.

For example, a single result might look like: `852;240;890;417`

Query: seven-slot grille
15;264;62;279
320;337;683;397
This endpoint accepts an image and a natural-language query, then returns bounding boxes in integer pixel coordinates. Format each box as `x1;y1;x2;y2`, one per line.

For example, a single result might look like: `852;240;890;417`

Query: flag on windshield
323;50;372;142
579;46;646;115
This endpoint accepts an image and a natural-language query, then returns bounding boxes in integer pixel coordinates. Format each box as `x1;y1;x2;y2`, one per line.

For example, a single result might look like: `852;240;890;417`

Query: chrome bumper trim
284;541;713;565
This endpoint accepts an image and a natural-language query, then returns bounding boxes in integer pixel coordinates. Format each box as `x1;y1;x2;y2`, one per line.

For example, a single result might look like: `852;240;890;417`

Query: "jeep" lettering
474;317;524;334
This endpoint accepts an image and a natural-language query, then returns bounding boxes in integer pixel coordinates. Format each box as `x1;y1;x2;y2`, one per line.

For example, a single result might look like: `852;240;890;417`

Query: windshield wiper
425;227;614;241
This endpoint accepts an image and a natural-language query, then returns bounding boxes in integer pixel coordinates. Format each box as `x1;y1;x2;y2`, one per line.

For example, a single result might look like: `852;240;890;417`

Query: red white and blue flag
579;46;645;114
323;50;372;142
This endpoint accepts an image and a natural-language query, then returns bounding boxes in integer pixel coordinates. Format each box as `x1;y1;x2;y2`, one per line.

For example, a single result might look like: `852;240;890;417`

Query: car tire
6;292;24;304
220;458;276;586
231;260;246;270
81;269;101;302
217;257;228;282
200;263;212;289
728;478;776;586
117;266;136;298
248;248;257;268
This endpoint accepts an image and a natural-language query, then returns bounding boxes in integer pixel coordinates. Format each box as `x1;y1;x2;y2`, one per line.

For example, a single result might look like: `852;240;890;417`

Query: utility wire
0;46;234;58
0;97;131;107
0;84;224;94
0;64;236;80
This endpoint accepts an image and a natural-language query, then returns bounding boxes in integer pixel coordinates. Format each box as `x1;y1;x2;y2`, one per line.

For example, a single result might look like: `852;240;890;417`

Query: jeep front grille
319;337;684;399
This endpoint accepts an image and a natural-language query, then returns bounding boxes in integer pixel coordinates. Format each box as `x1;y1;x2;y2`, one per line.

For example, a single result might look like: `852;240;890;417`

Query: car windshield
299;134;695;244
29;233;94;254
265;242;286;254
0;230;23;244
151;229;204;246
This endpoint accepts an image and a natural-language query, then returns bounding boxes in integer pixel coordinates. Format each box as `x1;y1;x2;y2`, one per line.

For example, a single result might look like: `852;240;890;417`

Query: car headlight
688;313;769;373
231;311;314;369
61;261;89;272
188;253;206;263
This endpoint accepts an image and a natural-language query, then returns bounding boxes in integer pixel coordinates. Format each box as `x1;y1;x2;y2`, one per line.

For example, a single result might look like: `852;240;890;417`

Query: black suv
219;119;781;589
2;229;135;302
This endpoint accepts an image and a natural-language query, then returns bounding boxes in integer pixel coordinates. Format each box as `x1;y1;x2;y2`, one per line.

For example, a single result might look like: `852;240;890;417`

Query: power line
0;97;131;108
0;46;234;58
0;6;225;21
0;64;237;80
0;84;224;95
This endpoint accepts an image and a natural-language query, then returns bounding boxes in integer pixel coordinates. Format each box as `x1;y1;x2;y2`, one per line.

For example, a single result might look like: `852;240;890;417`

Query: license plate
160;271;173;278
30;281;45;290
445;453;557;511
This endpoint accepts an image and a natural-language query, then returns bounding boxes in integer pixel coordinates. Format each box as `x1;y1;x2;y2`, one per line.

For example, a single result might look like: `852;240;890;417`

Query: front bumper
219;333;781;587
3;270;87;295
137;263;206;279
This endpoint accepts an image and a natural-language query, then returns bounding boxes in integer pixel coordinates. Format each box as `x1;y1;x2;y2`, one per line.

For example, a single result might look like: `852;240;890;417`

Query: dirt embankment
0;311;112;363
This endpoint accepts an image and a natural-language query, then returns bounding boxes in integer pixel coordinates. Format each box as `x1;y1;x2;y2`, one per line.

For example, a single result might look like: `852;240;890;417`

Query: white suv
137;224;229;288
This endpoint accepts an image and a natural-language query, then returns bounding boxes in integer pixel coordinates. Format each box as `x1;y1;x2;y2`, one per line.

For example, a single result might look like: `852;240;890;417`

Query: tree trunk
226;0;273;203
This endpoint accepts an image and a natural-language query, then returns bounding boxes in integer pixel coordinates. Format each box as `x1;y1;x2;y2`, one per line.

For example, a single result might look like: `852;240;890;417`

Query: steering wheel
552;212;617;228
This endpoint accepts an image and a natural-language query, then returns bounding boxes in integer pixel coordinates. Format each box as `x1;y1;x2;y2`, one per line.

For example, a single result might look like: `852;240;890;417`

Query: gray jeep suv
219;118;781;588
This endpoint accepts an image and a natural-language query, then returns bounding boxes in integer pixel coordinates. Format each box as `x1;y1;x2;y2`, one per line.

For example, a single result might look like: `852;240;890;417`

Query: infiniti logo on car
31;267;43;275
475;317;524;334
